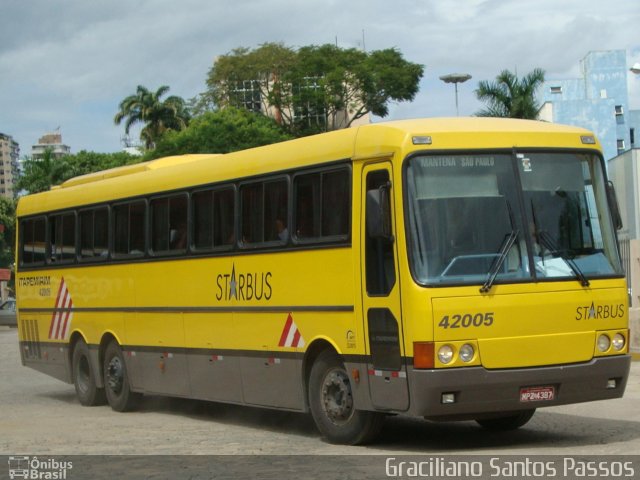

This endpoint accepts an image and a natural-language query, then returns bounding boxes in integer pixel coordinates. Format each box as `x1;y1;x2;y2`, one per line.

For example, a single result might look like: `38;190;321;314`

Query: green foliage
65;150;140;178
114;85;190;149
475;68;546;119
147;108;292;160
0;196;16;269
17;149;139;195
201;43;424;136
196;43;296;117
16;149;71;194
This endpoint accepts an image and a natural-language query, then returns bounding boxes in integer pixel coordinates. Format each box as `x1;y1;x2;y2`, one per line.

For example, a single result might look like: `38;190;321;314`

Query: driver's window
365;170;395;295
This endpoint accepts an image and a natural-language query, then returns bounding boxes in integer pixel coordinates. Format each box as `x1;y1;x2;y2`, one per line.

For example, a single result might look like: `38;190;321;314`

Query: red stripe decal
58;294;73;339
292;330;301;348
49;278;66;338
55;291;70;339
278;313;293;347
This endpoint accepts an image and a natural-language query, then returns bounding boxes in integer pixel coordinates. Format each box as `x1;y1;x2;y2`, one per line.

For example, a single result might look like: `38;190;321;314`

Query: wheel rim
321;367;354;425
106;356;124;394
77;355;91;394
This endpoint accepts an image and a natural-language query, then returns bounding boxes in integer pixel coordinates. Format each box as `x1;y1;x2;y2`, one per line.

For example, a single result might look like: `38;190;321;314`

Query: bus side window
151;194;187;254
240;178;288;246
322;169;350;237
264;180;288;243
294;168;350;241
241;183;263;244
193;187;236;250
49;213;76;263
113;201;146;256
80;208;109;260
20;217;46;266
214;188;235;247
294;173;320;238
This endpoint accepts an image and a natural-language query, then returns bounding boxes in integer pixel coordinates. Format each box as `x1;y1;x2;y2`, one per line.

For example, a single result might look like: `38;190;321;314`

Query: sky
1;0;639;154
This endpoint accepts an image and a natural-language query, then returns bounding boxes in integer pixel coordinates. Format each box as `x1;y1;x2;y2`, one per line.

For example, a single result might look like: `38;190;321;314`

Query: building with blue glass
539;50;639;161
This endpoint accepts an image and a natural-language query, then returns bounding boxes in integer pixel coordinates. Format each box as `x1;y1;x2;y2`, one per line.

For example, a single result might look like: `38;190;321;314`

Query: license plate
520;386;555;402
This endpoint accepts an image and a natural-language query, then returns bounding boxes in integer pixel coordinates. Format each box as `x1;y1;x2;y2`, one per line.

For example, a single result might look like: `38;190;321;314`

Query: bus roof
17;117;600;217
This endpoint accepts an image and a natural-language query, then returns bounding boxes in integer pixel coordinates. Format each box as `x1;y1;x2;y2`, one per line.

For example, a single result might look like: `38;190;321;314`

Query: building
31;132;71;160
0;132;20;198
539;50;640;161
220;77;371;133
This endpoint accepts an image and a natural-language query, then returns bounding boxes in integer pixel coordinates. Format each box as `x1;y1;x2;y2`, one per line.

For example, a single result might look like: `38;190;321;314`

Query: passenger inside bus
275;219;289;242
170;220;188;250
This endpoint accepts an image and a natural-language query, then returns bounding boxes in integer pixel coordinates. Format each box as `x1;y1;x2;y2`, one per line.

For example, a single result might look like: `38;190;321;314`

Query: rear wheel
476;409;535;431
308;350;384;444
103;341;140;412
72;338;106;406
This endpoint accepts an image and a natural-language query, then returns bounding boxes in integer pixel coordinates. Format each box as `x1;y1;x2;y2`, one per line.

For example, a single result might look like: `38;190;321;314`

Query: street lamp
439;73;472;116
630;63;640;74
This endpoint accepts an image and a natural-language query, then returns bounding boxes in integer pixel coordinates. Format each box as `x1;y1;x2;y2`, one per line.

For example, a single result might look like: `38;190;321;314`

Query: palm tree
474;68;545;119
114;85;190;149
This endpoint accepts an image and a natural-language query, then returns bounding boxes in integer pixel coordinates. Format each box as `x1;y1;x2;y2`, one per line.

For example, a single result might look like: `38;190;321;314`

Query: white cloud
0;0;638;152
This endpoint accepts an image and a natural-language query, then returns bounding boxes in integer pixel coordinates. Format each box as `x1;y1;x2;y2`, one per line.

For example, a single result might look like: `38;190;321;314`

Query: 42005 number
438;312;494;329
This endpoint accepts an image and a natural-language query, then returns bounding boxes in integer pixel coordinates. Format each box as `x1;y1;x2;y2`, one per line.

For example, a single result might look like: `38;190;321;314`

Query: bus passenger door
361;164;409;411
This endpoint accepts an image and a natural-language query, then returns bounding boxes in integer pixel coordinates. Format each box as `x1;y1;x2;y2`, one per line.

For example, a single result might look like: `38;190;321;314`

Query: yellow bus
16;118;631;444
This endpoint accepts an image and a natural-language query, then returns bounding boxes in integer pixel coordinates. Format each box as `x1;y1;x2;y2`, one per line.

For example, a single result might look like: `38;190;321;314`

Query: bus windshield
405;151;623;286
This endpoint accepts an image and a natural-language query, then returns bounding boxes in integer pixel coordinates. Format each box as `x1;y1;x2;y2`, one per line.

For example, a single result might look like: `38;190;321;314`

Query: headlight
597;334;611;352
438;345;454;364
459;344;475;362
612;333;626;351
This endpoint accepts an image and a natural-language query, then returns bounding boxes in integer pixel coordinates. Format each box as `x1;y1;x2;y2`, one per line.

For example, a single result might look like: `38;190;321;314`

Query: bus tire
308;350;384;445
475;409;535;431
103;341;140;412
72;338;106;406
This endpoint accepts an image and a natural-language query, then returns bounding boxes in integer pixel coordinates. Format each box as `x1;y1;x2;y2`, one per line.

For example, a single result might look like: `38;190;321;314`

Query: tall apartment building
31;132;71;160
0;132;20;199
539;50;640;161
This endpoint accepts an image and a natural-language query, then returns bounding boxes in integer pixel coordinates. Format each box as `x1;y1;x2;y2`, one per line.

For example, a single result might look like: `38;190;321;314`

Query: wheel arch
68;329;87;354
302;338;340;410
67;330;88;383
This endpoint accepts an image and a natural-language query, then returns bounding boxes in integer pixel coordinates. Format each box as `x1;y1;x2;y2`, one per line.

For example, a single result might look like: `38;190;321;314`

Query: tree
114;85;190;149
201;43;296;117
474;68;545;119
16;150;139;195
16;148;71;194
0;196;16;270
65;150;140;178
201;43;424;136
147;108;292;160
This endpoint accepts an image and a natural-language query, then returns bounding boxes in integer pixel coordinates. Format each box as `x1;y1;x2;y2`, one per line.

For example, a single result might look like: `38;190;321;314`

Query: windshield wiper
536;230;590;287
480;230;519;293
530;201;590;287
480;199;519;294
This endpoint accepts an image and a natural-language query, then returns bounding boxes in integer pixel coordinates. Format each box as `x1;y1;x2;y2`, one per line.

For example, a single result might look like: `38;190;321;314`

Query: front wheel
308;350;384;445
103;341;141;412
72;338;106;406
475;409;536;431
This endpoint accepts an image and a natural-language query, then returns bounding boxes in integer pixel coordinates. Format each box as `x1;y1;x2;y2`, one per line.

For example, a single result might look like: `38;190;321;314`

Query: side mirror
366;182;393;241
606;181;623;230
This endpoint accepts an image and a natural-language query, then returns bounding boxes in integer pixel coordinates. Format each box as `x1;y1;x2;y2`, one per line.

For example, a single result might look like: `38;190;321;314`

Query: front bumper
407;355;631;419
